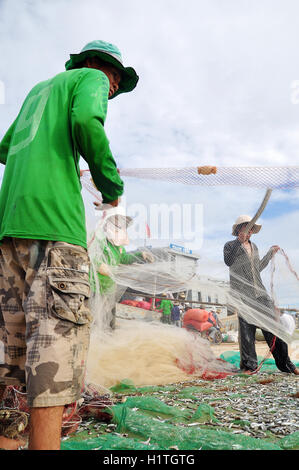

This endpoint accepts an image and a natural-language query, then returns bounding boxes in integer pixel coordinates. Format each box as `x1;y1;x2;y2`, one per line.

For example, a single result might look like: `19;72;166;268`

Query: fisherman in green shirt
158;294;174;324
0;40;139;451
90;206;154;329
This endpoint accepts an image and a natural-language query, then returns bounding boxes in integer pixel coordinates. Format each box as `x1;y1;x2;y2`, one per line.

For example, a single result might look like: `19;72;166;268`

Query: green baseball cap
65;40;139;99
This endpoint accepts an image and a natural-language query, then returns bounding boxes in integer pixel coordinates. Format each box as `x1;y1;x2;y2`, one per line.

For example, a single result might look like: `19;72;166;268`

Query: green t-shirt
159;299;173;316
93;240;143;294
0;68;124;248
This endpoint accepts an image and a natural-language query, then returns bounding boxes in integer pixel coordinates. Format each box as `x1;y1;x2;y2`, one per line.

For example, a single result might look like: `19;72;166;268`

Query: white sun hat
95;206;133;246
101;206;133;228
232;215;262;236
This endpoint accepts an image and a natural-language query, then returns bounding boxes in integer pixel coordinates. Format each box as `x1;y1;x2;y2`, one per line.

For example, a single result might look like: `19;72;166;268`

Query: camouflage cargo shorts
0;238;92;408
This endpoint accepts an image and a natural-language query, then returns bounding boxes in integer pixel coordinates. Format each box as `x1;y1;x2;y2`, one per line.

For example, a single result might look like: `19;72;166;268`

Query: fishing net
87;206;197;334
80;165;299;389
120;166;299;189
86;321;236;390
61;395;299;450
82;167;299;330
107;402;280;450
220;350;299;372
85;197;238;387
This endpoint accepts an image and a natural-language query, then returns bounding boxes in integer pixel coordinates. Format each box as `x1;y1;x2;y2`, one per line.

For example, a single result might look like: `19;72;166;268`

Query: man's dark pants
238;295;295;373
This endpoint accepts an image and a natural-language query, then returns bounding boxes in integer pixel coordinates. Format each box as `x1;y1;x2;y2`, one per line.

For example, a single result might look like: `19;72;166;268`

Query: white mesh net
81;166;299;384
120;166;299;189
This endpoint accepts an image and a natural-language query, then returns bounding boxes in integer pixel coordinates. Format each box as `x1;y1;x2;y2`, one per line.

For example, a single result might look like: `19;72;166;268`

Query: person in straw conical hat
224;215;298;375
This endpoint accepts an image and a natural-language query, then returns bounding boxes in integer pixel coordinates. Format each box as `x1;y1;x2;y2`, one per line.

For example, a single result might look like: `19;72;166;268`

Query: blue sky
0;0;299;306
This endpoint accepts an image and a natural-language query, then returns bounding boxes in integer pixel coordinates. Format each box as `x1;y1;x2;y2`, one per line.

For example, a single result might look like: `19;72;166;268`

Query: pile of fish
62;371;298;448
162;373;298;439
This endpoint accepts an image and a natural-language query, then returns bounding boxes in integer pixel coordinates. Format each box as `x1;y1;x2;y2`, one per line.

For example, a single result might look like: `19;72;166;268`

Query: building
121;244;229;318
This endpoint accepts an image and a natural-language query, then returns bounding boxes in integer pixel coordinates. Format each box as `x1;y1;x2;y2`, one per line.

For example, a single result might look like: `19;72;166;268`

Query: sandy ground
211;340;299;361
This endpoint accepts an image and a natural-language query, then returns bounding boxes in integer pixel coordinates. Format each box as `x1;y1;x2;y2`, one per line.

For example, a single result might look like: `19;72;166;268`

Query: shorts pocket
46;244;92;325
48;273;91;325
